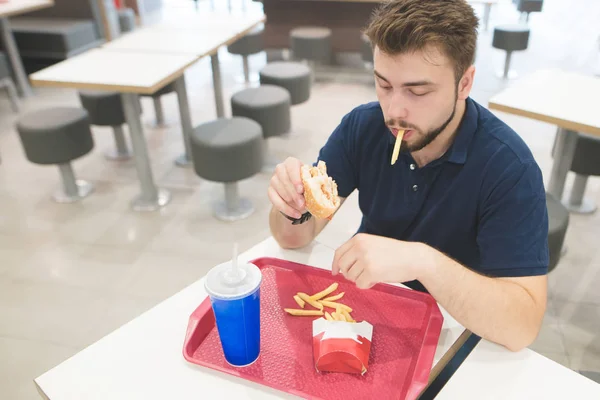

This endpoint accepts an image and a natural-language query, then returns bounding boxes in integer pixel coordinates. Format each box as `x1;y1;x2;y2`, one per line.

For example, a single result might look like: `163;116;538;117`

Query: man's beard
386;95;458;153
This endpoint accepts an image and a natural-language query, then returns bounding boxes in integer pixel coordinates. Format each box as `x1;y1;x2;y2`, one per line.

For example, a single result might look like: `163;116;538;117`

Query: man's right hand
268;157;306;219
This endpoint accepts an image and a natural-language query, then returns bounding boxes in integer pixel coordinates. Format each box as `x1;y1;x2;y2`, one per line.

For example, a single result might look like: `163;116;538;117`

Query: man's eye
410;91;429;97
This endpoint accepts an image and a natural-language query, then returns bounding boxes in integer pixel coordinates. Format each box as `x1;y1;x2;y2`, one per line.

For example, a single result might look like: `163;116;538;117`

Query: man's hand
268;157;306;219
332;233;428;289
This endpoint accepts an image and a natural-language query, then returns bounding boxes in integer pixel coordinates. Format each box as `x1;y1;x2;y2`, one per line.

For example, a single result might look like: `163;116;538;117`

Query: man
267;0;548;352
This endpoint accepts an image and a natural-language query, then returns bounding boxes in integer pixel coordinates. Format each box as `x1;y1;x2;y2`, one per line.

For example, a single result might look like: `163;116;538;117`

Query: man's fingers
356;273;375;290
285;158;304;194
268;187;302;219
336;245;358;277
345;260;363;282
332;236;356;275
276;163;305;209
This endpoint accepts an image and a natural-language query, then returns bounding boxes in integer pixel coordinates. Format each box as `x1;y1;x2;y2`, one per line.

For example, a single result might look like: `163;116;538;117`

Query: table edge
0;0;54;18
29;57;199;94
488;101;600;136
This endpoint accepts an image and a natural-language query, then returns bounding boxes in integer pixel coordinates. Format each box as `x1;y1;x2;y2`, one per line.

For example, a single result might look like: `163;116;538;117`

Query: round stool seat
191;117;264;183
360;33;373;64
290;26;332;63
227;25;264;56
79;90;125;126
118;8;136;33
547;192;569;272
259;62;311;105
492;24;530;51
16;107;94;165
231;85;291;138
518;0;543;13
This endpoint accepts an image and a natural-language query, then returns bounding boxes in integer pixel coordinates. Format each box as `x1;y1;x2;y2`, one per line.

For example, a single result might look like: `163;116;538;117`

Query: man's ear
457;65;476;100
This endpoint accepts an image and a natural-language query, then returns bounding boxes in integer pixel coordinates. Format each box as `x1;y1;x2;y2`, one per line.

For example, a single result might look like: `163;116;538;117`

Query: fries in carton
312;318;373;375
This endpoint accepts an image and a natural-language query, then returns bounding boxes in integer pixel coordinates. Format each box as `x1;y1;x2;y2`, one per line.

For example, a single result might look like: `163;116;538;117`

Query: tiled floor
1;0;600;398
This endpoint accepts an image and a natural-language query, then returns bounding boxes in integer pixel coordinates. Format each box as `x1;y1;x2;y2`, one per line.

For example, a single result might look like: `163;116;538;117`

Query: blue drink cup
204;261;262;367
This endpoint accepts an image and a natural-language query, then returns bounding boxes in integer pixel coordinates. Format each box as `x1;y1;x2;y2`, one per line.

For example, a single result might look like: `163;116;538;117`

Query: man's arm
420;247;546;352
332;234;546;352
269;198;346;249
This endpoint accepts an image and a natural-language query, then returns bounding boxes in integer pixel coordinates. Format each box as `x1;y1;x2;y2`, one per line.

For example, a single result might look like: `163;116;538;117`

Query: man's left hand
332;233;431;289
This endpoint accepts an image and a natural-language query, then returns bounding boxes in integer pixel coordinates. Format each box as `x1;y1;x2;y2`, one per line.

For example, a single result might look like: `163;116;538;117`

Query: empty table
0;0;54;96
489;69;600;200
29;48;199;211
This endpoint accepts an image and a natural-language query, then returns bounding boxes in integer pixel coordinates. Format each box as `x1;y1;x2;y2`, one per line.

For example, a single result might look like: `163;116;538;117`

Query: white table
489;69;600;202
33;237;469;400
29;48;199;211
0;0;54;96
103;12;266;119
436;339;600;399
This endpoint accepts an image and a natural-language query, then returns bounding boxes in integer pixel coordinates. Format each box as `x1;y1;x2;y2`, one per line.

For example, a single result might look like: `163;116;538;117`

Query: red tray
183;257;443;400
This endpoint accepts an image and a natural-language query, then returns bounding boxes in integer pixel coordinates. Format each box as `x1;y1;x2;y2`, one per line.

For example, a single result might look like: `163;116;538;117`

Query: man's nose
386;93;409;121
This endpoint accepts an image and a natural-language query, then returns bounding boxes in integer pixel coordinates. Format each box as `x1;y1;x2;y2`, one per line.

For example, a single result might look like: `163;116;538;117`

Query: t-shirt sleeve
312;111;359;198
476;160;549;277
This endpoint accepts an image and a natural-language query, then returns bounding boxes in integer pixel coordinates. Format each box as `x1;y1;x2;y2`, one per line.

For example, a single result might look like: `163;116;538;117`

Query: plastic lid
204;261;262;300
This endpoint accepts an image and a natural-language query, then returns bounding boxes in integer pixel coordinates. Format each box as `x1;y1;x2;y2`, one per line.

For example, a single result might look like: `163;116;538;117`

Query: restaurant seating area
1;0;600;398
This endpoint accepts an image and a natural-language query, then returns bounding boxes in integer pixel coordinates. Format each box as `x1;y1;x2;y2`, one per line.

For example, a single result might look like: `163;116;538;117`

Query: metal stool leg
566;174;597;214
53;163;94;203
104;125;133;161
0;77;19;112
214;182;255;221
152;97;166;127
498;51;518;80
234;55;259;85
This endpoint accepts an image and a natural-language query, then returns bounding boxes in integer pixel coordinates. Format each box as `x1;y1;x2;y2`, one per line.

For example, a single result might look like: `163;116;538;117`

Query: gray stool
547;192;569;273
492;24;530;79
517;0;543;22
78;90;132;161
227;25;264;84
118;8;136;33
190;117;264;221
142;82;176;127
551;131;600;214
259;62;311;105
231;85;291;169
290;26;332;80
360;33;373;65
16;108;95;203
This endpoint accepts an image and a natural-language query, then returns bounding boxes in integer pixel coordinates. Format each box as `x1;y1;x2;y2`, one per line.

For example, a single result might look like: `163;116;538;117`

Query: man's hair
364;0;479;82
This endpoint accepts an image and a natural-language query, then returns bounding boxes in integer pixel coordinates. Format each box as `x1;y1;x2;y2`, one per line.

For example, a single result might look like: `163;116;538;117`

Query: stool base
53;180;94;203
566;198;597;214
131;188;171;212
214;197;254;221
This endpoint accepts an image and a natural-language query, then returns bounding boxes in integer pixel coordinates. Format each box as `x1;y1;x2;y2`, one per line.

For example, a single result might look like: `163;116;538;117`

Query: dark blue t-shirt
315;98;549;291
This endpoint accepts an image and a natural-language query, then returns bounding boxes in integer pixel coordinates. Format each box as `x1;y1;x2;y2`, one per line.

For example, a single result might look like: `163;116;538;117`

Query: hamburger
300;161;341;220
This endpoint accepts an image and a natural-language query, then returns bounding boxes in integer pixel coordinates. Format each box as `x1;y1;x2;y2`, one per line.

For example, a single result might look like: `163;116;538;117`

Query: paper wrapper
312;318;373;375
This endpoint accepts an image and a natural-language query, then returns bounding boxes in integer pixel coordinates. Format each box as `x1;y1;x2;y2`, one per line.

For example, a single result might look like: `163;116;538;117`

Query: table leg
174;75;194;167
210;53;225;118
0;17;32;97
483;4;491;32
121;92;171;211
548;128;578;200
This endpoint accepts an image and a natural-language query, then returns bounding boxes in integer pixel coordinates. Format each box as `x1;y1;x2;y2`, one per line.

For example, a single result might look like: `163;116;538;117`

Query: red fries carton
312;318;373;375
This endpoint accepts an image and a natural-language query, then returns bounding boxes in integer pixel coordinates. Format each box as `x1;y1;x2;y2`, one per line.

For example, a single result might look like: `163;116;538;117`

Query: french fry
284;308;324;316
319;300;352;313
341;309;355;323
324;311;334;321
309;283;339;301
322;292;345;302
390;129;405;165
297;292;324;311
338;312;348;322
293;294;305;308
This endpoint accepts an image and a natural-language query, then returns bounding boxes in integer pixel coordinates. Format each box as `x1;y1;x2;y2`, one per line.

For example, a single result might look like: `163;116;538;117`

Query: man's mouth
390;128;413;139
